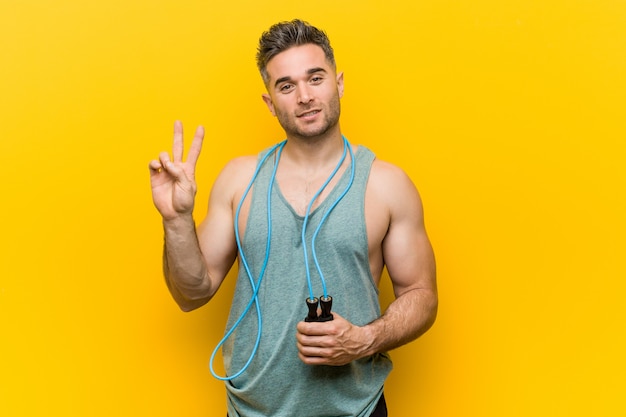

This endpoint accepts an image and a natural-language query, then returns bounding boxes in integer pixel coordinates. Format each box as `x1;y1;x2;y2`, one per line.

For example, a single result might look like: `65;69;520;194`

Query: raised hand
149;121;204;221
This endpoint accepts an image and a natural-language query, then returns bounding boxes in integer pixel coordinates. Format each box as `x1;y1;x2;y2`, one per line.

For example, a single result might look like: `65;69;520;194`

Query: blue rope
311;138;355;298
301;138;348;301
209;141;286;381
209;137;355;380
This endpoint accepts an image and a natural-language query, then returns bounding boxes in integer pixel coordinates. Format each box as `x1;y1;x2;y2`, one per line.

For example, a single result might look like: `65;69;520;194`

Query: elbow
175;284;213;312
426;301;438;332
167;277;213;312
178;303;200;313
176;294;211;312
426;289;439;328
415;289;438;337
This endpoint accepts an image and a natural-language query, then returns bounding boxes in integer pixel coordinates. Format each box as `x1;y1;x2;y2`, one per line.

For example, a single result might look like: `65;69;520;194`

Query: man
149;19;437;417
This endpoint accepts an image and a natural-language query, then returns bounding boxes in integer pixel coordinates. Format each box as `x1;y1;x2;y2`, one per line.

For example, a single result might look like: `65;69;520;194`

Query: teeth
301;110;319;117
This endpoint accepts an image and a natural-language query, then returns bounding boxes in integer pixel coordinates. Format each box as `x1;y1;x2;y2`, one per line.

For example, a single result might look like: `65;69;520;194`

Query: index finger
172;120;184;162
296;320;333;336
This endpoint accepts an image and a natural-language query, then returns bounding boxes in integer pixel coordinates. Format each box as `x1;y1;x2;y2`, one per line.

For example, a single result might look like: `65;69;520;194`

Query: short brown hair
256;19;336;85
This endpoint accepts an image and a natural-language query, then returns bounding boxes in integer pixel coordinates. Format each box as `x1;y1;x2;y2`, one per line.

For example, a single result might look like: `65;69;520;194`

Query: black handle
304;297;319;322
318;296;334;322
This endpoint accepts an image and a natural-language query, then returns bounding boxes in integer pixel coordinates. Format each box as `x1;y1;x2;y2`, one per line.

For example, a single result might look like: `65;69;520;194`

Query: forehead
265;44;334;83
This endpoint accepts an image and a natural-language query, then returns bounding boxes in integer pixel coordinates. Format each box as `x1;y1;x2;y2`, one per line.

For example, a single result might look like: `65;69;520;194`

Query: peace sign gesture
149;121;204;221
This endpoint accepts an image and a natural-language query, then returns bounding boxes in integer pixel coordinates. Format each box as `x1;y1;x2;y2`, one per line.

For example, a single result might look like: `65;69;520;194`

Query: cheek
274;98;293;115
323;87;341;102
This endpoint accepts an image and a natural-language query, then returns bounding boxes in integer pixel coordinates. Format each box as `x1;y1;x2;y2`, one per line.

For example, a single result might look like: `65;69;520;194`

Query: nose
297;84;313;104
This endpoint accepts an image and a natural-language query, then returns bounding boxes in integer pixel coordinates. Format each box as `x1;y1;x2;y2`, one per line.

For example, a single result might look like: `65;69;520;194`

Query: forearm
162;214;213;311
295;286;437;366
363;287;438;356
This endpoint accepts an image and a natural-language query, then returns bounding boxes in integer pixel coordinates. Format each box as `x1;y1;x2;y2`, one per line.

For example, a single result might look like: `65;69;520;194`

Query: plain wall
1;0;625;415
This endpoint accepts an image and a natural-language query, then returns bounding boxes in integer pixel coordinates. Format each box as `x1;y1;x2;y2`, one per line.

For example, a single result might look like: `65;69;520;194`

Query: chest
274;170;347;216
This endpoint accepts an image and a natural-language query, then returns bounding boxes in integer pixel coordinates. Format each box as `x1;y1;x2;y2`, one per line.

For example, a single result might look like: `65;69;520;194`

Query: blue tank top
223;145;392;417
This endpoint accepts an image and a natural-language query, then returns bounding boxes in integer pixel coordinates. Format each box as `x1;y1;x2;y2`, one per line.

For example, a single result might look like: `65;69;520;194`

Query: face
262;44;344;140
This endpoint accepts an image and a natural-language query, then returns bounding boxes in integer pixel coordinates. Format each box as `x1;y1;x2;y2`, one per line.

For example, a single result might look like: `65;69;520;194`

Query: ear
262;93;276;116
336;71;345;98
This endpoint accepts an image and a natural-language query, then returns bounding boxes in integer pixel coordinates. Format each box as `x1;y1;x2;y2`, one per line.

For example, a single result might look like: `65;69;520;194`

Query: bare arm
149;121;238;312
361;163;437;354
296;162;437;365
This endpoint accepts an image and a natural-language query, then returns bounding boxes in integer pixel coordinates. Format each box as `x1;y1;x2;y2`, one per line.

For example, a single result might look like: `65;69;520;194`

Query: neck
282;131;345;172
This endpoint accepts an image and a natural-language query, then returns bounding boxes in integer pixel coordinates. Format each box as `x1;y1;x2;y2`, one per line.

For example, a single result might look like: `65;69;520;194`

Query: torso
229;144;390;286
222;143;394;417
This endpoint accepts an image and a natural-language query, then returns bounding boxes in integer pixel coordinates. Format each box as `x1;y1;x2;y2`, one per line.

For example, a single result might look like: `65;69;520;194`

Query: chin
297;121;339;139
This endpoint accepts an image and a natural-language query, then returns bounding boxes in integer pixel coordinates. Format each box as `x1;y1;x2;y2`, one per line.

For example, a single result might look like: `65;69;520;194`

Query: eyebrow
273;67;328;88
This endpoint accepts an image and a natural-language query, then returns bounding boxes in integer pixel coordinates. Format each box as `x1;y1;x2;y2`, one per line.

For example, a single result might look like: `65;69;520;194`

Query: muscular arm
150;122;241;312
161;214;213;312
161;183;238;311
361;163;437;354
296;162;437;365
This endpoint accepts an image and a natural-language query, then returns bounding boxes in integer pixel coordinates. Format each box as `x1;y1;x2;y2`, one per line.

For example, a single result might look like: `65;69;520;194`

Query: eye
279;83;294;93
310;76;323;84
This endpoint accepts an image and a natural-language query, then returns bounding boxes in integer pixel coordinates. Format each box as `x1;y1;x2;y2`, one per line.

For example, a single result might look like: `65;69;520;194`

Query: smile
297;109;321;118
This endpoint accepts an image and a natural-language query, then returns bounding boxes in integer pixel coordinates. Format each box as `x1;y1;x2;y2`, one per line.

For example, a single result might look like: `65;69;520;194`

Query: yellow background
1;0;625;416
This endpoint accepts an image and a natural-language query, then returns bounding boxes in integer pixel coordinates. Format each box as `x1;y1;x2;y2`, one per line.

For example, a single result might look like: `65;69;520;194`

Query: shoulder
365;157;425;227
212;155;257;187
369;158;409;180
369;158;420;201
218;155;258;182
209;154;258;204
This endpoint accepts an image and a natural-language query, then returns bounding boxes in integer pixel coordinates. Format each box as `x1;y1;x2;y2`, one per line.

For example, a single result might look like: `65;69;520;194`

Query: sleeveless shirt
223;145;393;417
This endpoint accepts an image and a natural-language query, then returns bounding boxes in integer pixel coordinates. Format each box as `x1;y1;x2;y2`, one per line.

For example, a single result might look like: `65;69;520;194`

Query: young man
149;19;437;417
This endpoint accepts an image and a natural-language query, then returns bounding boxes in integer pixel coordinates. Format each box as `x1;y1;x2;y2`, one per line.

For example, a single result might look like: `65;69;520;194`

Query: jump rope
209;136;356;381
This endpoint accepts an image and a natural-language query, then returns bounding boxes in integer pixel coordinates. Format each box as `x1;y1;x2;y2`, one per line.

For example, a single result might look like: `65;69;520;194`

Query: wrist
360;319;385;357
356;323;377;358
162;212;195;228
162;214;198;243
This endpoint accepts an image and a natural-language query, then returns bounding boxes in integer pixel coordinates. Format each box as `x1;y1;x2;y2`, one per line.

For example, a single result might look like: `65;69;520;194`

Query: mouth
297;109;321;118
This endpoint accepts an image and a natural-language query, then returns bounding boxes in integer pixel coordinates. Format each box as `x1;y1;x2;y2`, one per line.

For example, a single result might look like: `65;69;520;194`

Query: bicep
196;163;243;291
380;170;436;298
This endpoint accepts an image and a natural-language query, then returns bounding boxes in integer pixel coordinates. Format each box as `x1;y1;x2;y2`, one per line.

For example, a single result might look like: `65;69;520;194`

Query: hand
149;121;204;220
295;312;372;366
